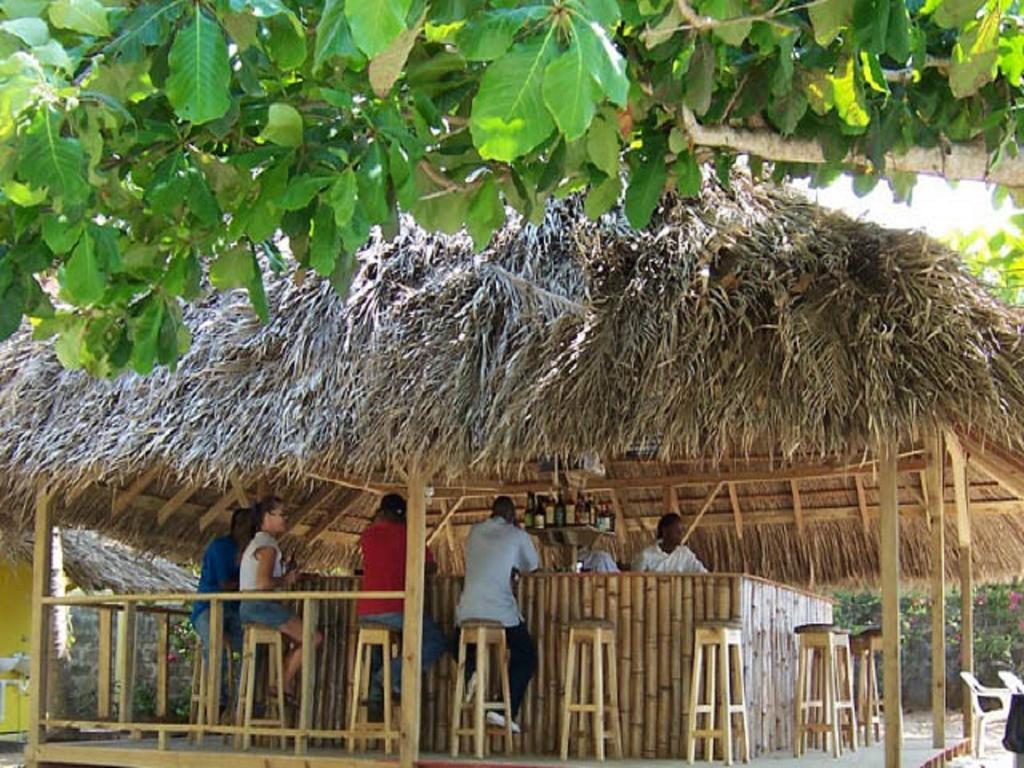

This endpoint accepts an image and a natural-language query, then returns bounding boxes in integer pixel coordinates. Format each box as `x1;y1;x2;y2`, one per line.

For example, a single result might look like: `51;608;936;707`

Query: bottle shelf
526;524;614;549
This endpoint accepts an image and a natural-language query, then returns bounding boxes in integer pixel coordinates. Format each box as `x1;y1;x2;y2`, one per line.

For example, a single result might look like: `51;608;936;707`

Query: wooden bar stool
188;640;236;745
451;620;514;758
347;621;401;754
851;627;883;745
235;625;287;750
686;620;750;765
794;623;857;758
559;619;623;761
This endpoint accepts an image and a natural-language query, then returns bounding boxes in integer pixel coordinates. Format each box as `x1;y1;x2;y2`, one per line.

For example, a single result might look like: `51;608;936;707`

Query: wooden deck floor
29;734;972;768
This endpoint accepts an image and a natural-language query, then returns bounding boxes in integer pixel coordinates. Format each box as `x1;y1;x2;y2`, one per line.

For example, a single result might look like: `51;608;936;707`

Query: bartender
632;513;707;573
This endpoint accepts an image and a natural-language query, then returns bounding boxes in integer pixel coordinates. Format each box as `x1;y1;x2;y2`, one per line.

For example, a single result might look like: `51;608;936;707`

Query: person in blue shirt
191;506;254;708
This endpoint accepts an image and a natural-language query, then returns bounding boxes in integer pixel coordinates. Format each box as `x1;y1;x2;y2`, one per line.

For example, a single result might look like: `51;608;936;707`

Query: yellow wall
0;563;31;733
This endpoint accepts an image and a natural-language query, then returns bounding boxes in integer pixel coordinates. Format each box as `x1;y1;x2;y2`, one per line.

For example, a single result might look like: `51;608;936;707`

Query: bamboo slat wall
298;573;831;757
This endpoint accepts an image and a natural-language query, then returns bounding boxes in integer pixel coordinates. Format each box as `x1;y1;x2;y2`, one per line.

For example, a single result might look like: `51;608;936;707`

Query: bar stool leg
794;642;806;757
606;635;623;759
825;638;840;758
719;636;733;766
560;629;578;761
594;628;606;761
450;634;465;757
580;640;592;757
498;632;514;753
382;635;394;755
688;638;704;763
731;640;750;763
347;634;364;753
242;632;257;751
474;629;487;759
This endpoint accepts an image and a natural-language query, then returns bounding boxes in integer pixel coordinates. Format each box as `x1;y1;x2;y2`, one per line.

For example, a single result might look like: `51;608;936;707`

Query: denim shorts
239;599;293;629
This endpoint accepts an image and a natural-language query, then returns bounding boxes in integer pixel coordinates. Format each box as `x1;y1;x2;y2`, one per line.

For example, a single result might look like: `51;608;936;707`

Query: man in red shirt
359;493;448;718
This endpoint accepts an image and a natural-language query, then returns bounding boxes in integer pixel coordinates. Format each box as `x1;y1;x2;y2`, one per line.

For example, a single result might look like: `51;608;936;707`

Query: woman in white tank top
239;497;322;701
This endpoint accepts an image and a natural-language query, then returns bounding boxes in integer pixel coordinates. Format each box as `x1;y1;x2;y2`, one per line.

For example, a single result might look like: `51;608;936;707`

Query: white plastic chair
960;671;1012;757
998;670;1024;694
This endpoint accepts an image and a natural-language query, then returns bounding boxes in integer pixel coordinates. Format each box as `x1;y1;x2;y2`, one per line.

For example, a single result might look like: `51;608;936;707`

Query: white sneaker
463;672;477;703
486;710;521;734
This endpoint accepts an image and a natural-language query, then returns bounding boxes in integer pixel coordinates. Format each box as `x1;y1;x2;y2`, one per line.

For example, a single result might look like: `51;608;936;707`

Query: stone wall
64;606;194;721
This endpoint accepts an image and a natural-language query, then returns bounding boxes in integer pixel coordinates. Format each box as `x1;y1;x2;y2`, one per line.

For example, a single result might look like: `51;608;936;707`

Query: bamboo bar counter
301;572;831;759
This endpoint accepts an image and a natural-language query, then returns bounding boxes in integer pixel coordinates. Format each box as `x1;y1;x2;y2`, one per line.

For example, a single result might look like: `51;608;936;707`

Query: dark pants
454;622;536;720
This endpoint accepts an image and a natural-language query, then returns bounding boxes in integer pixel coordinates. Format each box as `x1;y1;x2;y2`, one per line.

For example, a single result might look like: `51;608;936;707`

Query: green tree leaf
542;41;600;141
309;203;340;275
933;0;984;29
998;33;1024;85
466;176;504;250
280;175;332;210
2;179;45;206
128;295;164;375
0;18;49;46
18;111;89;206
829;56;870;130
265;12;307;70
684;37;715;116
369;13;424;98
582;0;621;26
165;10;232;125
42;215;83;254
808;0;853;45
261;103;304;147
315;0;363;70
853;0;889;54
950;9;1001;98
329;169;358;227
584;175;620;219
470;32;557;162
59;233;105;305
586;114;620;177
674;152;702;197
574;18;629;107
346;0;411;58
455;7;549;62
886;0;911;62
625;150;667;228
210;245;255;290
48;0;109;36
704;0;752;46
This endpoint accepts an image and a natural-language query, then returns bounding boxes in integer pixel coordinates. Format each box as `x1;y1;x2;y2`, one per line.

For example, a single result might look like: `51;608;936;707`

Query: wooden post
27;486;53;767
879;440;903;768
947;433;973;741
296;597;319;754
156;613;170;719
400;464;428;768
97;608;113;719
924;430;945;748
205;598;224;728
116;602;137;726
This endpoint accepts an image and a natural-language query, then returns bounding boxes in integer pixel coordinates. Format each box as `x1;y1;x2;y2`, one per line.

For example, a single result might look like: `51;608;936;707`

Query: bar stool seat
348;621;401;754
794;623;857;758
236;625;287;751
851;628;883;745
686;621;750;765
451;619;514;758
559;618;623;761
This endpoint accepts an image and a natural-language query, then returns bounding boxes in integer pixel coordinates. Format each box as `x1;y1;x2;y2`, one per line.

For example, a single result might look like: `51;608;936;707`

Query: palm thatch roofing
2;172;1024;588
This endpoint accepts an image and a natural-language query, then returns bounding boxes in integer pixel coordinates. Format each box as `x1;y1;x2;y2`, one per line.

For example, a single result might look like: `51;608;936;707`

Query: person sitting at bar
455;495;540;733
358;493;449;720
579;548;620;573
191;506;254;709
239;496;323;702
632;513;708;573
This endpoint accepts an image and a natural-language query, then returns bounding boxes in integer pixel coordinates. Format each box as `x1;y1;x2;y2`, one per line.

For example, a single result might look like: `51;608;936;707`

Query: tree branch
679;107;1024;187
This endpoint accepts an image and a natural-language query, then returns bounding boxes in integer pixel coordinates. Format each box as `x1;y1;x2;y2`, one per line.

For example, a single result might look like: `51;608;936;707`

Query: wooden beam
681;482;724;544
400;464;427;768
790;479;805;535
28;485;52;762
155;614;170;719
728;483;743;539
112;467;161;516
116;603;137;726
290;486;341;528
97;608;113;719
198;486;247;532
879;440;903;768
610;489;632;533
924;430;945;749
426;496;466;547
303;497;359;544
229;474;249;507
854;476;870;534
947;431;974;741
664;485;680;514
958;432;1024;500
156;484;199;526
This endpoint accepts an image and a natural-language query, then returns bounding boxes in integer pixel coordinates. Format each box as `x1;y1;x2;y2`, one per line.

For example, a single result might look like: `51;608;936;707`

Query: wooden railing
38;590;403;754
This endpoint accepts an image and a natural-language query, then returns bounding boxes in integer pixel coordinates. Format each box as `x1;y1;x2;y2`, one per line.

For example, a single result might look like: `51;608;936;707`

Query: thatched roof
2;173;1024;587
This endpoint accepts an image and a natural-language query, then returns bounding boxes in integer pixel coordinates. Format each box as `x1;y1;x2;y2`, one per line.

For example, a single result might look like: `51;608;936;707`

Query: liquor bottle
535;496;546;529
524;492;536;529
566;490;577;526
605;501;616;532
554;492;567;527
575;491;585;525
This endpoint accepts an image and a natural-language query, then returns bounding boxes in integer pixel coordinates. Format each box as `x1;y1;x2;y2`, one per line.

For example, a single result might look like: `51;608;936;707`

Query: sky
793;175;1018;239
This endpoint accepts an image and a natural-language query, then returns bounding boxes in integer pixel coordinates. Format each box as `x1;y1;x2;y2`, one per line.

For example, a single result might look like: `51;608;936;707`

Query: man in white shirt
455;496;540;733
632;513;708;574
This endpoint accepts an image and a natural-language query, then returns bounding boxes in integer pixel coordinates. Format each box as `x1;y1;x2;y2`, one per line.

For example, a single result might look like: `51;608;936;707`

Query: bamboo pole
155;613;169;719
399;464;427;768
296;598;319;754
116;602;137;727
947;431;974;742
924;430;945;748
879;440;903;768
27;486;52;768
97;608;113;719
